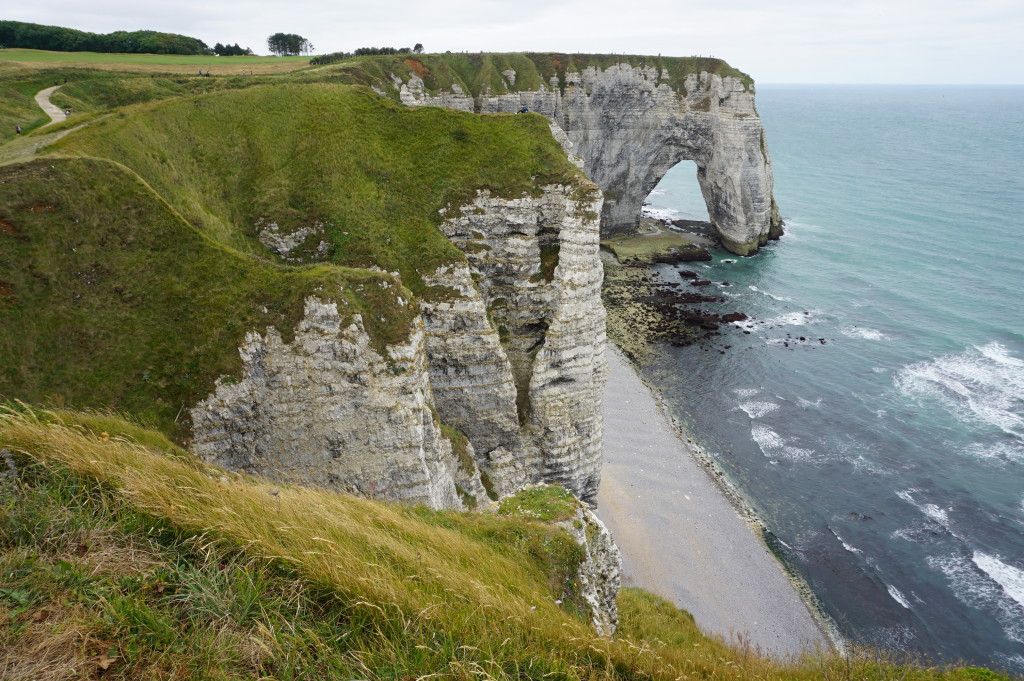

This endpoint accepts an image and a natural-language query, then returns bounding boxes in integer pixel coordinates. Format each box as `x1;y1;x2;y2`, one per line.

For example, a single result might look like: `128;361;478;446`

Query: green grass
313;52;755;97
51;82;590;294
1;79;589;439
0;48;310;66
602;230;702;262
0;157;417;437
498;484;578;522
0;410;1011;680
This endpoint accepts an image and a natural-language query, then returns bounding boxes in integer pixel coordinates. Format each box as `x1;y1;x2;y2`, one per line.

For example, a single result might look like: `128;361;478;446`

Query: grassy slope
1;79;587;437
0;410;1008;681
52;83;589;293
0;158;416;436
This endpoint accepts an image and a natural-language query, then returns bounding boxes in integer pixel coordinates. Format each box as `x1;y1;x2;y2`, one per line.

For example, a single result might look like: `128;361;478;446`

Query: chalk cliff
191;182;606;509
385;56;781;255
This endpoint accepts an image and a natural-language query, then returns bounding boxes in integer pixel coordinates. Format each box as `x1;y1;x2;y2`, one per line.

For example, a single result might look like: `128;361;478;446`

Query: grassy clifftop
51;83;588;291
314;52;754;98
0;158;416;436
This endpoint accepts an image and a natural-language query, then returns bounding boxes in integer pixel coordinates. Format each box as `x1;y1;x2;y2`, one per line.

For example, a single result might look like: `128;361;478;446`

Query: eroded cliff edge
191;182;607;512
348;54;782;255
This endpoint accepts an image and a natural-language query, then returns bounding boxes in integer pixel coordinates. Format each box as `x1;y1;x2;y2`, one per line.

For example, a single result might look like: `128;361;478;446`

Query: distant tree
267;32;311;56
214;42;225;55
413;43;423;54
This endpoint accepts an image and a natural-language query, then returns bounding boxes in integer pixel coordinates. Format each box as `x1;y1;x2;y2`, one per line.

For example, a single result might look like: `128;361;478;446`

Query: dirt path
596;347;831;658
34;85;67;127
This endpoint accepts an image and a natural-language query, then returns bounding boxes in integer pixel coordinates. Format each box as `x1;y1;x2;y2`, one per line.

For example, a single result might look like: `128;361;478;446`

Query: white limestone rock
438;183;607;503
559;503;622;637
190;296;476;510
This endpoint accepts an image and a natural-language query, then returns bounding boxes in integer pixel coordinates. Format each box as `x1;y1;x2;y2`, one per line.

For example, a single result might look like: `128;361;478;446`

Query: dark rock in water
819;338;827;345
652;247;712;264
721;312;748;323
701;322;720;331
679;270;699;279
691;280;712;287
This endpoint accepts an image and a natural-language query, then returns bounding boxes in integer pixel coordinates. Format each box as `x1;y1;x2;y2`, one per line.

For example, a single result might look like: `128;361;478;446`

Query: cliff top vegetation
1;79;591;436
0;408;1008;680
312;51;754;97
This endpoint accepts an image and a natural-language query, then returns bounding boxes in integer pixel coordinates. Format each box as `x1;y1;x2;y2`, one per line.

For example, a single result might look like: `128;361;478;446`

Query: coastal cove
631;84;1024;673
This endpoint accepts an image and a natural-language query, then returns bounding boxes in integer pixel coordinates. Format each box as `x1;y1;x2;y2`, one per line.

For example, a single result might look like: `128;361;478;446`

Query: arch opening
641;160;712;229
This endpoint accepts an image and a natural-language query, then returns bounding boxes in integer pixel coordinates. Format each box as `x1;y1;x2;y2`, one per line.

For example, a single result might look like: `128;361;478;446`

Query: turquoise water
641;85;1024;671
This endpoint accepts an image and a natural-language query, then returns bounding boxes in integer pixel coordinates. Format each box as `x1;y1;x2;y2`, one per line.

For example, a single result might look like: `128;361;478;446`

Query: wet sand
596;346;830;658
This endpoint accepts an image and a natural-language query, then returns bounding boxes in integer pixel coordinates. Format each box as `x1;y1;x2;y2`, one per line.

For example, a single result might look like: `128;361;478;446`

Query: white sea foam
974;552;1024;610
751;424;816;460
797;397;823;409
764;311;815;326
738;401;780;418
830;527;863;555
962;441;1024;464
887;584;912;609
734;388;760;399
897;490;951;528
752;424;786;452
641;206;680;222
929;552;1024;644
841;325;888;341
895;342;1024;440
746;285;794;302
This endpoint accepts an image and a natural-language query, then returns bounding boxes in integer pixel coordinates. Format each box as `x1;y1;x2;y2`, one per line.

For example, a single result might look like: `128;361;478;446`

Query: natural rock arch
393;61;784;255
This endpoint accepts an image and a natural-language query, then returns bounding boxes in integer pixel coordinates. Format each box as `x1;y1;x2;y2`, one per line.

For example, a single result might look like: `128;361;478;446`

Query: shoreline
596;342;839;657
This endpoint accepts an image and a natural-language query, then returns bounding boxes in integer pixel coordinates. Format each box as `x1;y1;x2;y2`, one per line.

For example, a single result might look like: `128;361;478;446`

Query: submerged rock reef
389;59;782;255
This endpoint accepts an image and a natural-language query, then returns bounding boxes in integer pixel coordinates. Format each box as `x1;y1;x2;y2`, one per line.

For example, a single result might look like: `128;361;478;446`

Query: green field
0;48;310;65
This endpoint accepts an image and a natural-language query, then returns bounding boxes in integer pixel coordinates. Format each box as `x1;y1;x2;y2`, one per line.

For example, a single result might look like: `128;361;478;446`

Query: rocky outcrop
559;503;622;636
435;184;607;503
192;181;607;509
191;296;475;510
390;63;781;255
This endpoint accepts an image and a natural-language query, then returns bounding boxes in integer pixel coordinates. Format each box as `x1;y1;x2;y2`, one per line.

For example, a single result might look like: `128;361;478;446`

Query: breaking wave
929;552;1024;644
841;325;888;341
895;342;1024;440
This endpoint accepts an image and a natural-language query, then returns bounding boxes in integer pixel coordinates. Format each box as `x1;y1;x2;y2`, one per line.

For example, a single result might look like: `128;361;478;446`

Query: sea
639;85;1024;672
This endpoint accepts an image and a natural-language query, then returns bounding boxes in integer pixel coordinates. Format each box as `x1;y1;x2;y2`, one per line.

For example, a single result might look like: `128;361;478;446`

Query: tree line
309;44;424;66
0;20;211;55
213;43;254;56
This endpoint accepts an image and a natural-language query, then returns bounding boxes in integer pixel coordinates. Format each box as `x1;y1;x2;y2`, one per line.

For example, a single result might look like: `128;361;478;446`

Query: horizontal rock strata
193;182;606;509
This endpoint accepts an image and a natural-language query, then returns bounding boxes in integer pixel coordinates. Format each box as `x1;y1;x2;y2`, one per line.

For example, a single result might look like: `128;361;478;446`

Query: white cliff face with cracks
391;64;781;255
559;503;622;637
192;182;606;507
436;184;607;503
191;297;472;510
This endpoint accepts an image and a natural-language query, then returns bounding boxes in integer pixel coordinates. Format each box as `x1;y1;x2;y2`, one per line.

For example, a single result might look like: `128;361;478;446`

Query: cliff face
192;183;606;509
390;61;780;255
191;297;475;510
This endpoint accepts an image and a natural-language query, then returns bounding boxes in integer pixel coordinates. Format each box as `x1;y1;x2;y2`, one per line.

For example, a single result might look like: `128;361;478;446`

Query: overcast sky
7;0;1023;83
